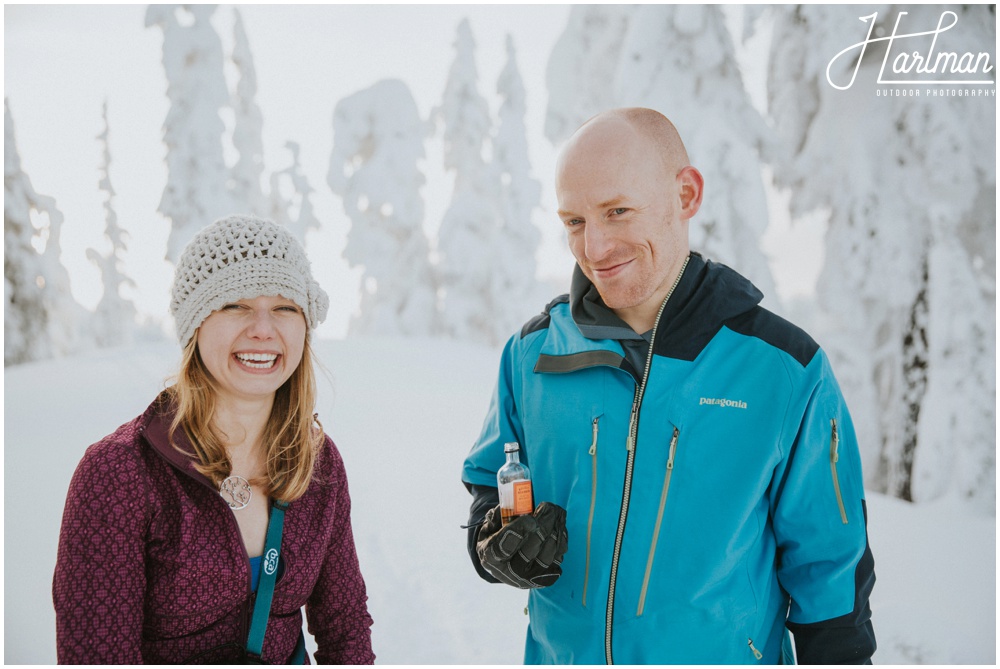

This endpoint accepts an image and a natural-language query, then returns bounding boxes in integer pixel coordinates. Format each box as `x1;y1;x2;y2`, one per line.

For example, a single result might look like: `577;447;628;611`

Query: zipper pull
748;638;763;660
830;418;840;464
589;417;599;456
666;427;679;469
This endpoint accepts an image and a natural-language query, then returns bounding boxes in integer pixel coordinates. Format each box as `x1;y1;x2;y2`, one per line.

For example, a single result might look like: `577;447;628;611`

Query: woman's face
196;295;307;407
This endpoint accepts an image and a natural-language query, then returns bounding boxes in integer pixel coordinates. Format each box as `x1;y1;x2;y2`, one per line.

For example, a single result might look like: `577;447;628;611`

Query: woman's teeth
235;353;278;369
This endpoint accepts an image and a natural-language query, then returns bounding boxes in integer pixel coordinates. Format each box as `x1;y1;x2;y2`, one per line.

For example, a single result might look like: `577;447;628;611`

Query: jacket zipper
140;430;257;651
604;255;689;665
830;419;849;524
748;638;764;660
583;417;600;608
636;427;679;616
242;591;256;654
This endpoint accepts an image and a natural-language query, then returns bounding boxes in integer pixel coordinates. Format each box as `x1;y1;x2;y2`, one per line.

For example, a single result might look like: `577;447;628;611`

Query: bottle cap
504;442;520;453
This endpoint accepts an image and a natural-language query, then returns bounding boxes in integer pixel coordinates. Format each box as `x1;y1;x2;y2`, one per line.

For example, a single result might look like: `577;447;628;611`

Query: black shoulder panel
520;294;570;338
723;306;819;368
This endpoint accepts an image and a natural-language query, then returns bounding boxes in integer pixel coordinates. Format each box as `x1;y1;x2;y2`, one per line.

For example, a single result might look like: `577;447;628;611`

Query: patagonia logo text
699;397;748;409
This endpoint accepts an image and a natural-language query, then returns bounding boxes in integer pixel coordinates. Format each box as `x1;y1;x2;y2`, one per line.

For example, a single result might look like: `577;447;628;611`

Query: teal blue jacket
462;254;875;664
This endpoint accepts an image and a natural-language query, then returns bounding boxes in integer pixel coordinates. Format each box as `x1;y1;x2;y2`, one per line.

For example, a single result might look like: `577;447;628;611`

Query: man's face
556;120;689;320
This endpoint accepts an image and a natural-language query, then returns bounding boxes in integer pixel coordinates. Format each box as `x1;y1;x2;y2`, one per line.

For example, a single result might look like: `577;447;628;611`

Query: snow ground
4;338;995;664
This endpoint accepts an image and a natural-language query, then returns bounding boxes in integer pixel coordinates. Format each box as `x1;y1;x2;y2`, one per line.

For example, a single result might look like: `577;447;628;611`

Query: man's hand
476;502;568;589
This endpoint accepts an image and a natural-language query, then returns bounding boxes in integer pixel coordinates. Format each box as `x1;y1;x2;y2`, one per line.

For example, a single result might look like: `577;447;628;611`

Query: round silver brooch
220;475;252;510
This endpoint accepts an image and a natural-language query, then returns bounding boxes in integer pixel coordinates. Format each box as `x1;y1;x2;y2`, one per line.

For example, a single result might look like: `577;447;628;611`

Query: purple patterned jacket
53;394;375;664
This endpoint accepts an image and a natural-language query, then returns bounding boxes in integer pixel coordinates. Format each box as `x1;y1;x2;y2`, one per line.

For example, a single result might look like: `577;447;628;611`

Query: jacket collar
533;266;644;373
569;264;647;342
651;252;763;360
138;391;217;492
565;251;765;361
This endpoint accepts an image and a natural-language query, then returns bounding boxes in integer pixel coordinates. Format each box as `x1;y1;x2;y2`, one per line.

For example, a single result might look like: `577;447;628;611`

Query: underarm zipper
748;638;763;660
830;419;849;524
637;427;679;617
583;416;599;608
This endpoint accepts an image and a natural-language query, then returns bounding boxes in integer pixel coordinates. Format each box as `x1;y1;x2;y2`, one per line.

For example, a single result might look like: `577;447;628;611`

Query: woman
53;215;375;664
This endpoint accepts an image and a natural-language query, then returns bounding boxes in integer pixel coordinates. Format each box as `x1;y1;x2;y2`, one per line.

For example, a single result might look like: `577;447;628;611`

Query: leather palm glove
476;501;569;589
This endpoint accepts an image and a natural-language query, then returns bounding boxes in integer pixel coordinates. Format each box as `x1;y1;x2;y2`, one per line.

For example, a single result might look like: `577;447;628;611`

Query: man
461;108;876;664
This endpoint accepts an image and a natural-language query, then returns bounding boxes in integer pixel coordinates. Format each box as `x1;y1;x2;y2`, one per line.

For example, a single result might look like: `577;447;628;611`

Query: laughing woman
53;215;375;664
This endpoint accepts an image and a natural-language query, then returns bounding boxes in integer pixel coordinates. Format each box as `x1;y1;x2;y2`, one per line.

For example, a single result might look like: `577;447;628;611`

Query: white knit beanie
170;214;329;345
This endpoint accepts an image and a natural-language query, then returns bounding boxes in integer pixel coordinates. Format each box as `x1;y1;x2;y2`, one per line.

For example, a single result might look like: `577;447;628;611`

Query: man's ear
676;166;704;220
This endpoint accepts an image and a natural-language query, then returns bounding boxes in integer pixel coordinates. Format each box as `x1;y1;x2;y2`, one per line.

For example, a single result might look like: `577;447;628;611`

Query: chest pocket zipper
637;426;679;617
583;416;600;608
830;419;849;524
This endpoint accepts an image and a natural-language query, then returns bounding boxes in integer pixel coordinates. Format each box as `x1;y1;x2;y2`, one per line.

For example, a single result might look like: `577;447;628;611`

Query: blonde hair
167;334;323;503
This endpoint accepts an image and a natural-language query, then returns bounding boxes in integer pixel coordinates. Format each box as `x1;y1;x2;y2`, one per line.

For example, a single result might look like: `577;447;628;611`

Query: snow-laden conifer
4;99;88;365
230;8;267;215
5;99;51;365
328;79;438;336
492;35;545;338
544;5;777;301
435;19;510;345
543;6;632;144
268;141;320;248
86;101;138;348
36;199;89;360
146;4;235;264
767;5;995;511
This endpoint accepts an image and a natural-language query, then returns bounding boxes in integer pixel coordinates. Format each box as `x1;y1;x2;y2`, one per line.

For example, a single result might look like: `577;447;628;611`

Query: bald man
462;108;875;664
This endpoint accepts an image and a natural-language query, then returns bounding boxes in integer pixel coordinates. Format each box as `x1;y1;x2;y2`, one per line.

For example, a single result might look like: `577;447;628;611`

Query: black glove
475;501;568;589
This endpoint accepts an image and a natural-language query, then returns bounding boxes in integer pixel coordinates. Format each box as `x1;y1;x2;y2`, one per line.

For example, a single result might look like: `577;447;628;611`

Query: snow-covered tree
767;5;995;512
545;5;777;301
86;101;138;348
36;198;89;359
492;35;545;337
918;202;995;511
5;99;51;366
435;19;511;346
544;5;633;143
327;79;438;336
4;99;88;365
230;7;267;215
268;141;320;247
146;4;235;264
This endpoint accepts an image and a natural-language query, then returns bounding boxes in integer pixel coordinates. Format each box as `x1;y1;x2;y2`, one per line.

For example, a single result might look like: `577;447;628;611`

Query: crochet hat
170;214;329;345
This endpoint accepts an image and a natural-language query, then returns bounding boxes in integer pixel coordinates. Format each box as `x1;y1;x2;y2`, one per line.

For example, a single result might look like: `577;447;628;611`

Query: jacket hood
569;252;765;360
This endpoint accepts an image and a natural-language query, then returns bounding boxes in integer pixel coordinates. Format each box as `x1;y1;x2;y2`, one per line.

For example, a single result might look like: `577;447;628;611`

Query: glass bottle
497;442;533;525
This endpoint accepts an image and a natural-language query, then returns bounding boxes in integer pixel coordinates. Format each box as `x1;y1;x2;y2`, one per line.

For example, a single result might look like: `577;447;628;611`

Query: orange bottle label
512;480;533;516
